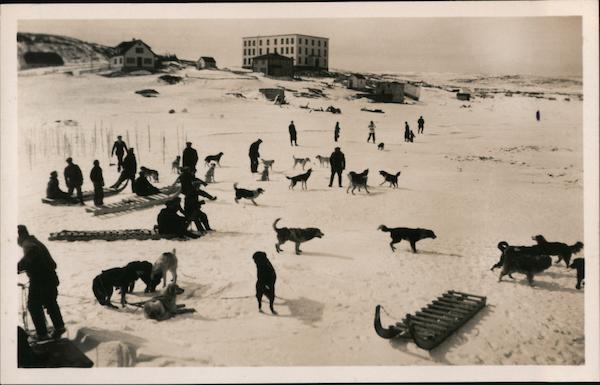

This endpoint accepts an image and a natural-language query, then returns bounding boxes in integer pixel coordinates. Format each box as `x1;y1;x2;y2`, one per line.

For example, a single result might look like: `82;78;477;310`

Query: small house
456;92;471;101
109;39;157;71
196;56;217;69
371;81;405;103
252;53;294;77
348;74;367;90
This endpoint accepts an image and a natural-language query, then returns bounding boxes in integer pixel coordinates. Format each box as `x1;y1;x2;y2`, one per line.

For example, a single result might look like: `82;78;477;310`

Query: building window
267;39;270;45
259;48;262;55
312;39;314;46
244;41;247;47
135;47;144;53
253;49;256;55
324;41;327;47
144;58;152;64
291;38;294;44
305;38;308;44
274;39;277;45
324;49;327;56
291;47;294;54
274;48;277;54
259;40;262;46
280;38;284;44
267;47;270;53
286;38;289;44
318;40;321;47
285;47;289;54
126;57;135;64
306;47;309;54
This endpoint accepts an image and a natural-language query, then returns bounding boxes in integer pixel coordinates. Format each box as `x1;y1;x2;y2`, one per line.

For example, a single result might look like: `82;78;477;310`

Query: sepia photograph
1;1;598;383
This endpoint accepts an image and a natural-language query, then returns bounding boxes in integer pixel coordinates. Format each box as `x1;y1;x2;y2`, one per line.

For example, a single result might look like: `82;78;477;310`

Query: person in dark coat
248;139;262;173
536;110;541;121
404;123;411;142
110;148;137;192
111;135;128;172
288;121;297;146
89;160;104;207
64;157;84;204
17;225;65;341
417;116;425;134
182;142;199;172
177;167;217;200
334;122;341;142
46;171;73;201
409;129;415;143
329;147;346;188
134;171;161;197
156;198;200;239
184;190;212;232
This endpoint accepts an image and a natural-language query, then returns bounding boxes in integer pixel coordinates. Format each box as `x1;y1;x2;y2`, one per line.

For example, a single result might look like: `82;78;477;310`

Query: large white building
242;34;329;70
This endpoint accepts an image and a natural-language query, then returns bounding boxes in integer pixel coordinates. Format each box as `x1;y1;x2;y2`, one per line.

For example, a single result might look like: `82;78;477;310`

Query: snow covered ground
15;68;584;366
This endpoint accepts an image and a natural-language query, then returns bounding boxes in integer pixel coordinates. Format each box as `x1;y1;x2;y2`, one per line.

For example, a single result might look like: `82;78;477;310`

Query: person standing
288;121;297;146
249;139;262;173
334;122;340;142
17;225;66;341
64;157;84;205
417;116;425;134
329;146;346;188
89;160;104;207
367;121;376;143
536;110;541;121
110;148;137;192
111;135;128;172
404;123;411;142
182;142;199;172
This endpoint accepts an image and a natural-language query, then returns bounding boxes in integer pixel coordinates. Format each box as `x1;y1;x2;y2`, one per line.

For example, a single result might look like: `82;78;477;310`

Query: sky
19;17;582;77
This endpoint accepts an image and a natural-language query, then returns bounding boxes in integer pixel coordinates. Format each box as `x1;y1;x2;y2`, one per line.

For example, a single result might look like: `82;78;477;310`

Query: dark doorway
137;57;142;67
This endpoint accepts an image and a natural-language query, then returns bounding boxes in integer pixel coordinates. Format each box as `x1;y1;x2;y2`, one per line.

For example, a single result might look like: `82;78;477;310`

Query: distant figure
289;121;297;146
64;157;84;205
89;160;104;207
249;139;262;173
404;124;411;142
111;135;128;172
17;225;66;341
409;130;415;143
182;142;199;172
329;147;346;188
134;171;160;197
110;148;137;192
156;198;200;239
184;190;213;232
367;121;376;143
417;116;425;134
334;122;341;142
536;110;541;121
46;171;73;201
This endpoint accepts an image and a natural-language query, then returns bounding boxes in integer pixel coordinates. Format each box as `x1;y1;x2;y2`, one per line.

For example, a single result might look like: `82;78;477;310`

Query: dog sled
374;290;486;350
18;284;93;368
85;184;180;216
48;227;204;242
41;181;129;206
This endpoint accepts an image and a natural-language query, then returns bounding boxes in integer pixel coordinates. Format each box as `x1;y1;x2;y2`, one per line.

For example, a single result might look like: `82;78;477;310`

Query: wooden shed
252;53;294;77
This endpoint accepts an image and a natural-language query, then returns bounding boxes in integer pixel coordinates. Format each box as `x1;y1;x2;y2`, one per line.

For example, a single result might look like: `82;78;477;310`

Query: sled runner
41;181;128;205
85;184;180;216
48;228;204;242
18;284;93;368
374;290;486;350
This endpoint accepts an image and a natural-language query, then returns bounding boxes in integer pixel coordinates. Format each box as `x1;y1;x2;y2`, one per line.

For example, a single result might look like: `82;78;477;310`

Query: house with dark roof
348;73;367;90
196;56;217;69
109;39;157;71
251;53;294;77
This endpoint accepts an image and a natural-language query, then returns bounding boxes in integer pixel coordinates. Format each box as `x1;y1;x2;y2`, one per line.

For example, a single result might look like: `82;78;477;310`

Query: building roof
352;73;366;79
198;56;216;63
252;53;293;61
110;39;157;58
243;33;329;41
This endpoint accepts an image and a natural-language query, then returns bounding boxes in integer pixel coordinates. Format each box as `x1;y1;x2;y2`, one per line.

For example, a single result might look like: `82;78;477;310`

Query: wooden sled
41;181;128;206
85;184;180;216
48;228;204;242
374;290;486;350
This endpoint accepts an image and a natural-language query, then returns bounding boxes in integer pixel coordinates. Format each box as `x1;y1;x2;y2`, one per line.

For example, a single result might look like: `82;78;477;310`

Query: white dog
152;249;178;288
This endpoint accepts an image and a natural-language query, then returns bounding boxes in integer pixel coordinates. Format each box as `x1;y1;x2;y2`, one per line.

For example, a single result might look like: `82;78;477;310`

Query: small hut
252;53;294;77
196;56;217;69
348;74;367;90
456;91;471;101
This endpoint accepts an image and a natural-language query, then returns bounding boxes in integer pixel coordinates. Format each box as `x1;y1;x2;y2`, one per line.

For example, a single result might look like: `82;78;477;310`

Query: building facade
109;39;157;71
252;53;294;77
242;34;329;70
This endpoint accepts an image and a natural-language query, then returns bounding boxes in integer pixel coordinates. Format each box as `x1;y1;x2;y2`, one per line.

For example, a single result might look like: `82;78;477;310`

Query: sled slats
86;185;180;216
374;290;486;351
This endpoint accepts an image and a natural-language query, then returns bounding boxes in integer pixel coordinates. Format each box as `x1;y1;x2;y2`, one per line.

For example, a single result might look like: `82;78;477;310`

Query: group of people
366;116;425;144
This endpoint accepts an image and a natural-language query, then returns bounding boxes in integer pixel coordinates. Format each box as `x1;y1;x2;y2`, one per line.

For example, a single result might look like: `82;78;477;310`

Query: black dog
532;234;583;267
204;152;224;167
124;261;162;293
570;258;585;290
379;170;401;188
92;261;161;308
378;225;436;253
491;241;510;272
233;183;265;205
252;251;277;314
287;168;312;190
496;242;552;286
377;143;384;151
